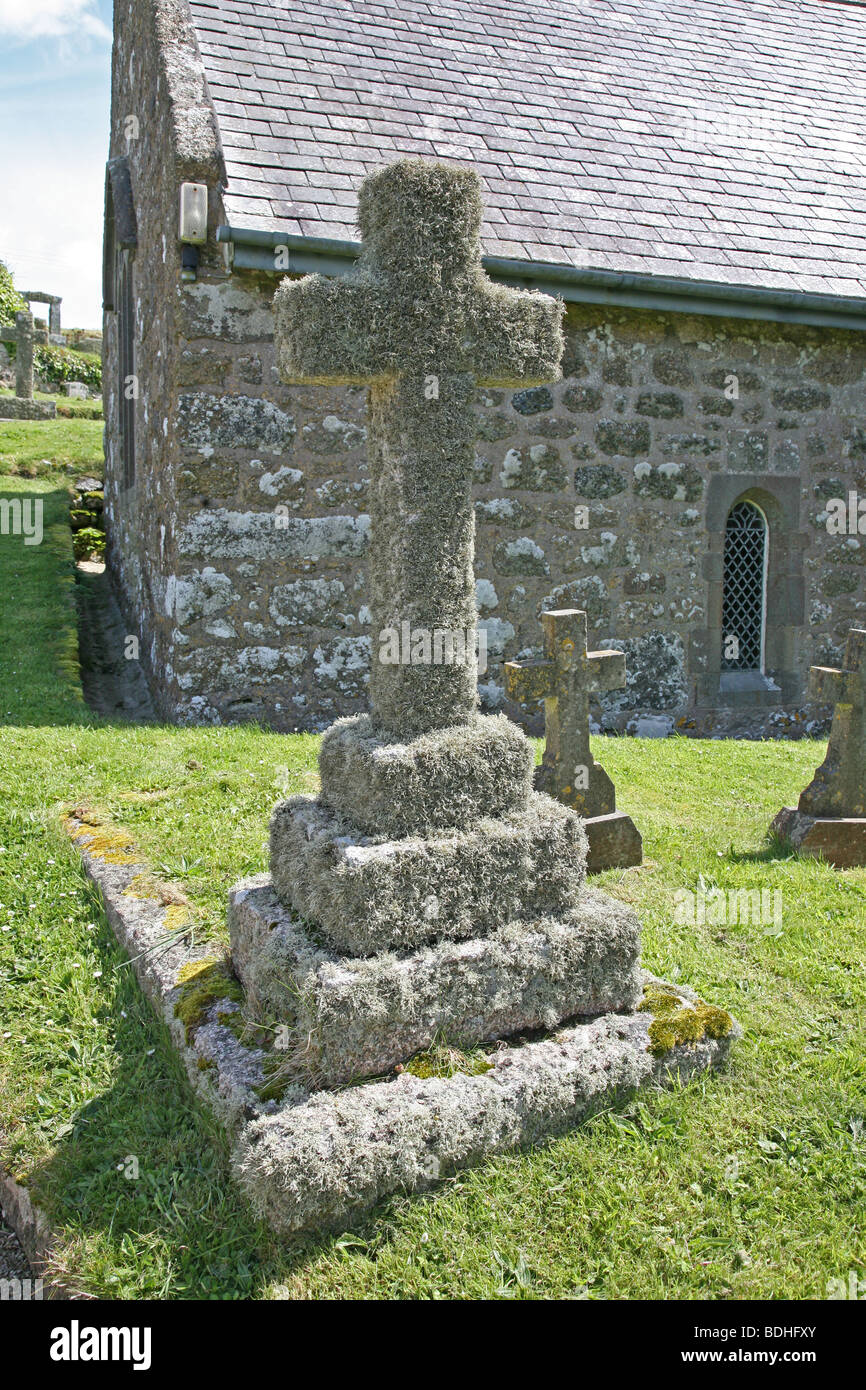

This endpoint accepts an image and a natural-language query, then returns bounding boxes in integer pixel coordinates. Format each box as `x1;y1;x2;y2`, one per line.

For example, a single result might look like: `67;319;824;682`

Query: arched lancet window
103;157;138;490
721;500;768;672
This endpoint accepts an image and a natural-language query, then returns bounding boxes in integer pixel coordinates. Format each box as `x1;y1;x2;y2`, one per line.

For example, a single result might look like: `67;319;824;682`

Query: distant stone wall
145;270;866;735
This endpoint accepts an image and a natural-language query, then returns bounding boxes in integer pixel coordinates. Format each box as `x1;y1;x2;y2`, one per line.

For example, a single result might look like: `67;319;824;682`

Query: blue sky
0;1;113;329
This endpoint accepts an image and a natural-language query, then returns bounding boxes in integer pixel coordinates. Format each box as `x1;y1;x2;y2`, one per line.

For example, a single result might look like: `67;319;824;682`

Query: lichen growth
123;872;190;907
164;903;193;933
174;956;243;1042
66;817;141;867
639;982;733;1056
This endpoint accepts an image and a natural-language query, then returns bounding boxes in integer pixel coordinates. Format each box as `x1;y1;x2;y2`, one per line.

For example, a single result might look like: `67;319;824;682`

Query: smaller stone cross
799;629;866;818
0;311;47;401
505;609;625;815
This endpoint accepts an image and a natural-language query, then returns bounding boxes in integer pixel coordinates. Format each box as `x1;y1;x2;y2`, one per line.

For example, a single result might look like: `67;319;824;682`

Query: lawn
0;472;864;1300
0;411;103;476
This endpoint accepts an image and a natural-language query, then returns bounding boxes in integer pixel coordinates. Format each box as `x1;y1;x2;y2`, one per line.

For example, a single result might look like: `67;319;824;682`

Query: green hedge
34;343;102;389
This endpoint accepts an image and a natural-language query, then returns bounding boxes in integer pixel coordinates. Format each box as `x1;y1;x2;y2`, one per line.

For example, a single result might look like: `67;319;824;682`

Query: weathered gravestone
505;609;642;872
224;160;736;1234
772;628;866;866
0;311;55;420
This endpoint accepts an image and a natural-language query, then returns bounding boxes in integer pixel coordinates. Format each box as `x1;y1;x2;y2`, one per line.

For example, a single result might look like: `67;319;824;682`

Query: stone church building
102;0;866;736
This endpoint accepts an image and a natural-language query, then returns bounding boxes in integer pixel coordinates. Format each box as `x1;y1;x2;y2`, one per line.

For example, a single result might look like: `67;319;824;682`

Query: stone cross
504;609;626;815
0;311;49;400
273;159;563;738
799;629;866;818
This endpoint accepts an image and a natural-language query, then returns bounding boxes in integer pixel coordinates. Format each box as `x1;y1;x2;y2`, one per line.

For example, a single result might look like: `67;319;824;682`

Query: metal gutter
216;224;866;332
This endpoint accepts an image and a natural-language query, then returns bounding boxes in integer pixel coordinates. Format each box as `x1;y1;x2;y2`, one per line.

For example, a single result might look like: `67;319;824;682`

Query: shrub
73;526;106;561
35;344;102;390
0;259;26;328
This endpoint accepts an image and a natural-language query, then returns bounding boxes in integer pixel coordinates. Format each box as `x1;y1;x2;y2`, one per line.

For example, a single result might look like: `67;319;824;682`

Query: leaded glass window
721;501;767;671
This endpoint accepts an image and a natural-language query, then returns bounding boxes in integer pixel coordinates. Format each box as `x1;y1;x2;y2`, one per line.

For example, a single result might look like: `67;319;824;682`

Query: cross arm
809;665;860;705
470;282;564;387
587;649;627;694
273;273;387;386
504;657;556;703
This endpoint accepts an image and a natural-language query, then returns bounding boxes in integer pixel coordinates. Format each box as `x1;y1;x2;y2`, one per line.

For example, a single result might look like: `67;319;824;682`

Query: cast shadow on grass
26;856;678;1299
724;833;801;866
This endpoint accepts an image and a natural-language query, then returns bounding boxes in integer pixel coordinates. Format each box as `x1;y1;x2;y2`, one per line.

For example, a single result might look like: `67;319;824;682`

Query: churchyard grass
0;414;103;475
0;388;103;420
1;473;864;1298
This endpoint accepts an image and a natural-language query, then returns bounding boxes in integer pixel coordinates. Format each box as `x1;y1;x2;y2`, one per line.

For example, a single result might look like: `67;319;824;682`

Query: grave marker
772;628;866;865
506;608;642;871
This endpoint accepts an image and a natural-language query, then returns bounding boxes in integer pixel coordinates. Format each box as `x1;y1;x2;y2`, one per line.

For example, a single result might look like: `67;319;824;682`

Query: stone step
318;711;534;838
232;982;739;1235
269;789;587;956
229;873;642;1088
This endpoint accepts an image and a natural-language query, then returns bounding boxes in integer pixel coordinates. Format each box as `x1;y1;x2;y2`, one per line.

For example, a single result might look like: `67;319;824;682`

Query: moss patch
639;982;733;1057
402;1037;493;1080
64;809;141;867
174;956;243;1042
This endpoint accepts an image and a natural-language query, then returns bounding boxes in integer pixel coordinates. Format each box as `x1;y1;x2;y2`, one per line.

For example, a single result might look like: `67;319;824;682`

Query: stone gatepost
772;628;866;865
505;608;642;872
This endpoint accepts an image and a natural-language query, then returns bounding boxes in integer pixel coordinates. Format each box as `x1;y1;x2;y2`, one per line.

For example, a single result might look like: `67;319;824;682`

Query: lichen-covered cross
273;159;563;738
505;609;625;815
799;628;866;818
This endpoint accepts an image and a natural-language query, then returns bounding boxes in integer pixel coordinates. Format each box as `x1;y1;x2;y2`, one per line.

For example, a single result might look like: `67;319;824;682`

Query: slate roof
187;0;866;299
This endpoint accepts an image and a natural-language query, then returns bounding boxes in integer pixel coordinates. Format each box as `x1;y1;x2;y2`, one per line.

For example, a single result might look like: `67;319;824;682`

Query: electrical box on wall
179;183;208;244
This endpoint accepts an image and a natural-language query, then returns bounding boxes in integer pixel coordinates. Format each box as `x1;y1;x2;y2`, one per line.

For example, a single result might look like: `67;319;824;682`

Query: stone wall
143;269;866;735
104;1;866;737
102;0;224;699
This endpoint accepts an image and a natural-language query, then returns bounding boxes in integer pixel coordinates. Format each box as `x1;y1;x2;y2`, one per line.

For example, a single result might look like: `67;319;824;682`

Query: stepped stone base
584;811;643;874
233;978;739;1235
772;806;866;868
319;712;534;838
270;791;587;955
229;873;642;1087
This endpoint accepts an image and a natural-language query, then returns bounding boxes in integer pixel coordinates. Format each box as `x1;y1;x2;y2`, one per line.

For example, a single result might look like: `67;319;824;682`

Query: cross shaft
274;159;563;737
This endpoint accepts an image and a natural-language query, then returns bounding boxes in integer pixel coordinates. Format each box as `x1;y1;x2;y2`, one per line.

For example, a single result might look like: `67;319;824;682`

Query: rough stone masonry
224;160;735;1232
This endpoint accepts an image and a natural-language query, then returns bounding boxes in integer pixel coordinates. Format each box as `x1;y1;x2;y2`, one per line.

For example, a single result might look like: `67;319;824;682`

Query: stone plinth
771;807;866;869
270;790;586;956
230;874;642;1087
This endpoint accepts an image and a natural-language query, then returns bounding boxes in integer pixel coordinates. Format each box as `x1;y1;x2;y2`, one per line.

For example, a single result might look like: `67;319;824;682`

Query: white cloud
0;144;104;329
0;0;110;43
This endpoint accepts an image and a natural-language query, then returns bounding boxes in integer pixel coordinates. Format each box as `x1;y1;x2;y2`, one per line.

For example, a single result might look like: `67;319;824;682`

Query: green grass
0;413;103;476
0;387;102;420
0;474;864;1299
